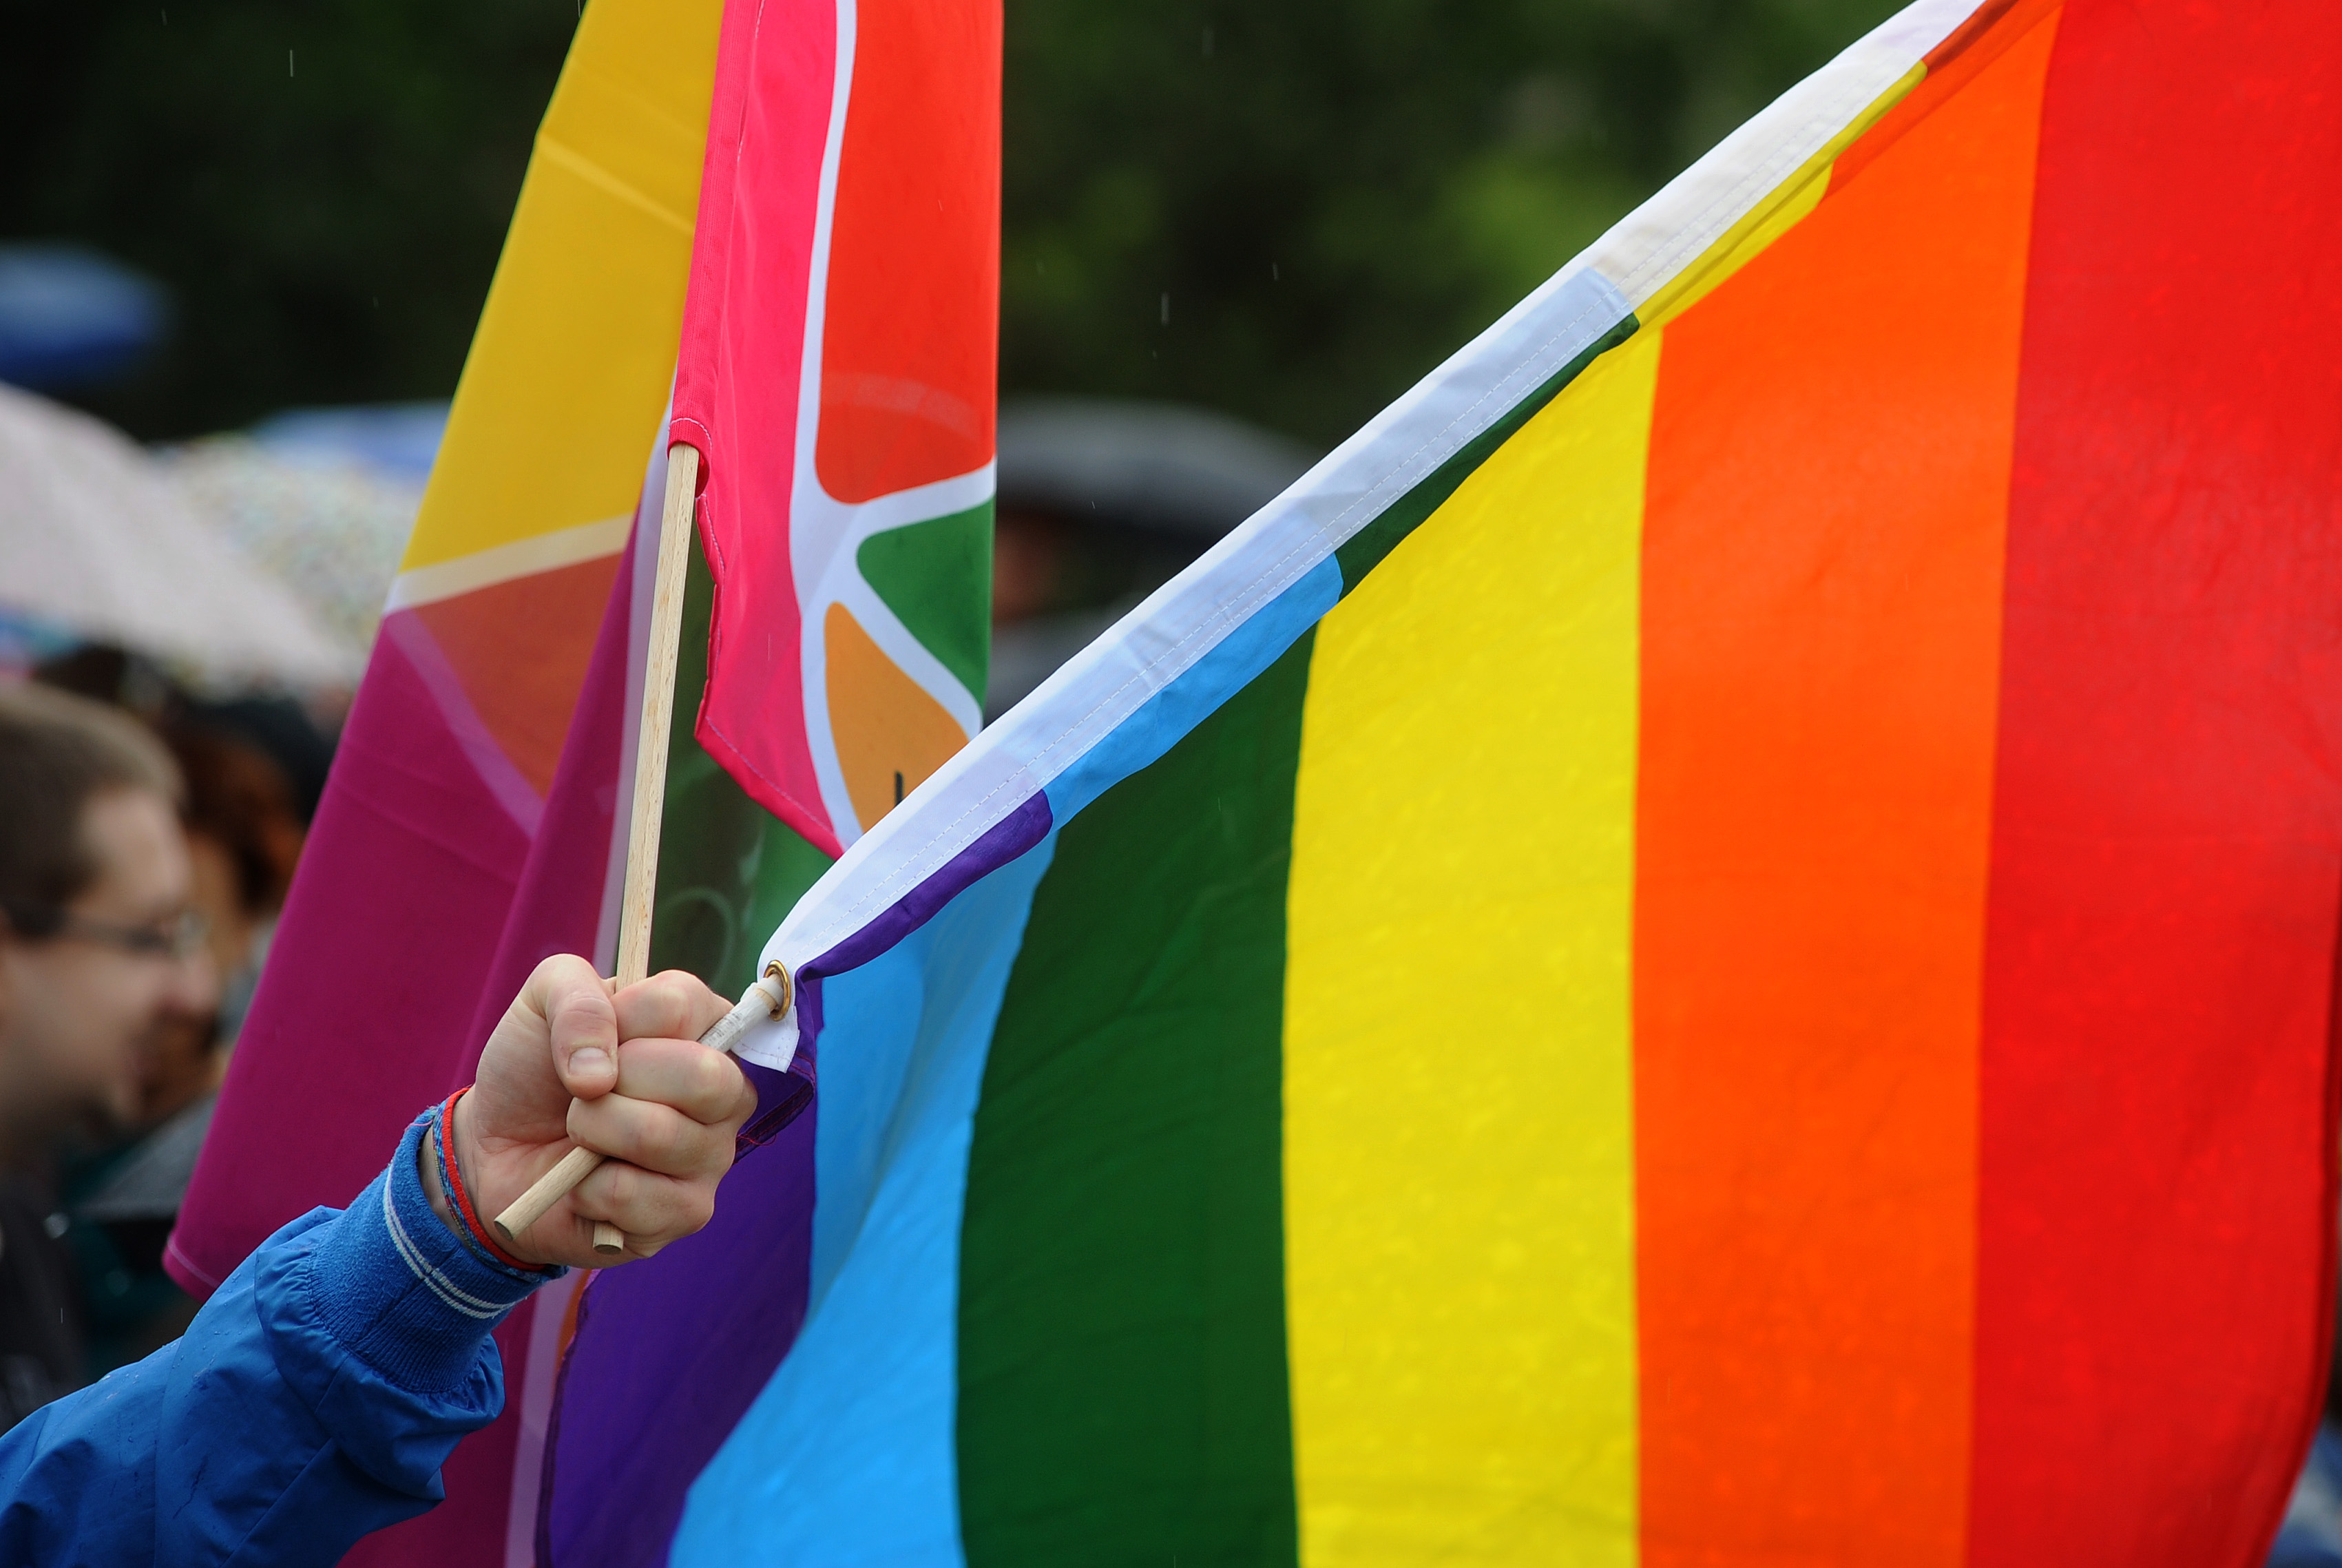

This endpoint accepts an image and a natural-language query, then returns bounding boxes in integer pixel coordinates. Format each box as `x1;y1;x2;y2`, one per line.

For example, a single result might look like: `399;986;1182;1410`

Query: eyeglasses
0;899;210;962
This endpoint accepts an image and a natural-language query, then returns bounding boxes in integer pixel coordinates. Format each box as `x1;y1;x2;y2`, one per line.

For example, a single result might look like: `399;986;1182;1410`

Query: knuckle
692;1050;739;1105
639;1115;687;1171
602;1161;647;1213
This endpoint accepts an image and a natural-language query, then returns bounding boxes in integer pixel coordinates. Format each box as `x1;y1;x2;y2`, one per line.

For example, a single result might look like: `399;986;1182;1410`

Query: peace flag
541;0;2342;1562
673;0;1001;859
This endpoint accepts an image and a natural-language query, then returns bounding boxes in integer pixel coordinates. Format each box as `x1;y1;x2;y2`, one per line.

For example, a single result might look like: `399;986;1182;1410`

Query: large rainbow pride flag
543;0;2342;1561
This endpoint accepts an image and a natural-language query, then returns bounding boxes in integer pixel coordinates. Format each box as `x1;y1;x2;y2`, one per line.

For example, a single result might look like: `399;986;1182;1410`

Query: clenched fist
425;954;759;1269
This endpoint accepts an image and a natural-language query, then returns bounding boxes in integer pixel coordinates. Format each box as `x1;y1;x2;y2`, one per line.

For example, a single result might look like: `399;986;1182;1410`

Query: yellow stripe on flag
1284;330;1662;1567
398;0;721;577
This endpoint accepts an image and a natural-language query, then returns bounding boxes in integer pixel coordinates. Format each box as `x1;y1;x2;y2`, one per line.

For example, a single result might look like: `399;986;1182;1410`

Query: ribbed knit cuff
304;1111;566;1394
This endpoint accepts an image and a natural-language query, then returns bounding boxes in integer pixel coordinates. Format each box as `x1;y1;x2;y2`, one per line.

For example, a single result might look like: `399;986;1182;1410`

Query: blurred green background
1;0;1900;445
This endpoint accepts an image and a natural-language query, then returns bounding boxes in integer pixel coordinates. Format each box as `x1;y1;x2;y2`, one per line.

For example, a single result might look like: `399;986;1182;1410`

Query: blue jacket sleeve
0;1110;561;1566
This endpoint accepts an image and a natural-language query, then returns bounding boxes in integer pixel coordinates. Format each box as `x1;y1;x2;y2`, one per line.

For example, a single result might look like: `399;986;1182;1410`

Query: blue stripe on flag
669;835;1060;1567
1042;555;1341;826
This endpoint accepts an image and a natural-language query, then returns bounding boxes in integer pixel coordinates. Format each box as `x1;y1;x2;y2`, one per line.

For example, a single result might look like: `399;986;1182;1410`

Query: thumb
532;957;619;1100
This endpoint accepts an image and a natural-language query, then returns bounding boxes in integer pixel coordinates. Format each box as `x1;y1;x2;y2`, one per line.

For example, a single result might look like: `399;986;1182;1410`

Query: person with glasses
0;682;216;1422
0;684;757;1562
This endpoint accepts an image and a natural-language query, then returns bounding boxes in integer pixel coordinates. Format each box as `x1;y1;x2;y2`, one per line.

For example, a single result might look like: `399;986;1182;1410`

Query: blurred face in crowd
0;786;216;1149
138;827;247;1123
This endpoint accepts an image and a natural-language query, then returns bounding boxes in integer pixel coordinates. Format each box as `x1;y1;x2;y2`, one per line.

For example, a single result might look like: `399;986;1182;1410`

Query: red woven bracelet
437;1087;539;1272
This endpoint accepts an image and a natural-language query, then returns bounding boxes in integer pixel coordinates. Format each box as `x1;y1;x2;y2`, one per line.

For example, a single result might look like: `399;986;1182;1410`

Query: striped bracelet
435;1087;543;1274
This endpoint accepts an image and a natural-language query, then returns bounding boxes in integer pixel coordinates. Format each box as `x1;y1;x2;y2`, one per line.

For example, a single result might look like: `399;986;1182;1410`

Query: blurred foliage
1003;0;1904;442
0;0;578;439
2;0;1900;444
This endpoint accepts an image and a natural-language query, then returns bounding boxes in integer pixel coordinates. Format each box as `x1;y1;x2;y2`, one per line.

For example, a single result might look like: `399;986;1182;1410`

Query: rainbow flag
541;0;2342;1561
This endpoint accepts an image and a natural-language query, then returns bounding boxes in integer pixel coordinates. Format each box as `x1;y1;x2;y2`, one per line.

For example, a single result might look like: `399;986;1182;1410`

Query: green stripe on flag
958;633;1316;1567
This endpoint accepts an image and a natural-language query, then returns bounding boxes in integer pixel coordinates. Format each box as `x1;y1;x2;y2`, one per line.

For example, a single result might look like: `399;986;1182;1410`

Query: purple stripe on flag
538;1080;818;1568
793;789;1055;1053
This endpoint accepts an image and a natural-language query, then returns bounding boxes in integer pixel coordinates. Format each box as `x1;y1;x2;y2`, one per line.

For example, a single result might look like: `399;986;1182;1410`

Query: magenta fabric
459;586;636;1060
171;531;640;1568
337;530;641;1567
169;616;534;1293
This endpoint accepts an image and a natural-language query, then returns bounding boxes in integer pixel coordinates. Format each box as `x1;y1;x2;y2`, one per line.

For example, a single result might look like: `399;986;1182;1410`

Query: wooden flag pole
496;442;700;1256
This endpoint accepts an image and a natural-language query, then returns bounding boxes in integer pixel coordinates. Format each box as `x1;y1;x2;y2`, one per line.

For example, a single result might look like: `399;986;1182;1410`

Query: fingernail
570;1047;612;1078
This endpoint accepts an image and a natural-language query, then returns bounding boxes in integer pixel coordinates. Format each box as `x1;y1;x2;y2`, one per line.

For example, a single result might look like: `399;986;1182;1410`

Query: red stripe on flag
1968;2;2342;1560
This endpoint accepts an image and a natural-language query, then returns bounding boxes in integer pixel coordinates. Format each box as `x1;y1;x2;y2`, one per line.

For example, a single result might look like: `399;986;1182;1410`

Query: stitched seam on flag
1616;118;1837;303
163;1233;223;1291
819;523;1323;922
387;514;632;606
1308;294;1625;566
381;1176;505;1321
1609;15;1951;306
1306;293;1623;556
799;286;1627;940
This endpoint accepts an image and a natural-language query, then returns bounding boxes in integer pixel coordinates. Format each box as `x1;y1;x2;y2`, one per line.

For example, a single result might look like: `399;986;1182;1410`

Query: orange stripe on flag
1631;14;2056;1564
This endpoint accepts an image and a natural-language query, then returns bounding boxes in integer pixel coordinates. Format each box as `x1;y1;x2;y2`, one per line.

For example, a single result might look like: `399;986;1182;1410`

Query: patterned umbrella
0;383;353;690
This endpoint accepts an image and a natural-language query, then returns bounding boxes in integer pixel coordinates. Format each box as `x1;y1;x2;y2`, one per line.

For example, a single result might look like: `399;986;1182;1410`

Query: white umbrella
0;381;356;689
